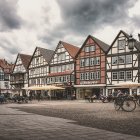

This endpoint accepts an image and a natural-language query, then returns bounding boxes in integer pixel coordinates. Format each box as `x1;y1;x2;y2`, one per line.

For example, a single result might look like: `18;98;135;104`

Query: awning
74;84;106;88
115;82;140;88
22;85;65;90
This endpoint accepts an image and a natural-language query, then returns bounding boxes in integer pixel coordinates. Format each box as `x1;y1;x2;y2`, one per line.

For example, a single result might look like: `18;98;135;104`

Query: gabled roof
107;30;130;53
60;41;79;58
76;35;110;58
37;47;54;63
0;59;13;73
135;40;140;51
90;36;110;53
20;54;32;70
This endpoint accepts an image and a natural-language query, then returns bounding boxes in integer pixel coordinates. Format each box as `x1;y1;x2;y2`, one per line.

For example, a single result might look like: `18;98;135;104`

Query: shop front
74;84;106;100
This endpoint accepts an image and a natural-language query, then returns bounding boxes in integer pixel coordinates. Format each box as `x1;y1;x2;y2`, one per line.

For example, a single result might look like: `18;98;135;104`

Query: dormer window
118;40;125;50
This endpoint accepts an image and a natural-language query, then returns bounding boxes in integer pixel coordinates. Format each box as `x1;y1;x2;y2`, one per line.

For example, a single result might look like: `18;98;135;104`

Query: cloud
56;0;137;34
0;0;23;31
40;0;139;46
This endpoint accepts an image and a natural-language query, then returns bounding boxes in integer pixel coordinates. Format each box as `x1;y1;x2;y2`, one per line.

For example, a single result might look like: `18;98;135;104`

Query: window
58;53;65;61
118;56;125;64
126;71;132;80
90;58;94;66
37;79;40;84
112;72;118;80
80;59;85;67
119;71;125;80
50;67;54;73
62;65;66;72
80;73;84;80
58;66;61;72
96;57;100;65
85;58;90;66
90;45;95;51
118;40;125;50
90;72;94;80
126;55;132;64
85;72;89;80
112;57;118;65
95;71;100;79
85;47;90;52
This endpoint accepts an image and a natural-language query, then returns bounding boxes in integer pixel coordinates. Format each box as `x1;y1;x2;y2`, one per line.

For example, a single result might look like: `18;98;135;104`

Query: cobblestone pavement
0;101;140;140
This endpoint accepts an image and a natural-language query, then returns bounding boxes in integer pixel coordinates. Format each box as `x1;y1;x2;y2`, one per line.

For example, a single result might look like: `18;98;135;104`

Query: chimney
138;34;140;41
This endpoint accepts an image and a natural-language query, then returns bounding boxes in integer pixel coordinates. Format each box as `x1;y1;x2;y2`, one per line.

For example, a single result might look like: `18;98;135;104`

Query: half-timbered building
10;54;31;95
28;47;54;87
106;30;140;95
47;41;79;99
0;59;13;95
75;35;110;99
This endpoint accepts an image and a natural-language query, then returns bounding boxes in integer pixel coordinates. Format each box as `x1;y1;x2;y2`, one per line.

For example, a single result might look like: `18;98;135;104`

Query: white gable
29;48;48;68
13;56;26;73
50;43;73;64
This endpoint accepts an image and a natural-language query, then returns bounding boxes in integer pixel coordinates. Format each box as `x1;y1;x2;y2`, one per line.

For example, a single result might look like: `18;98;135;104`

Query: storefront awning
22;85;65;90
74;84;106;88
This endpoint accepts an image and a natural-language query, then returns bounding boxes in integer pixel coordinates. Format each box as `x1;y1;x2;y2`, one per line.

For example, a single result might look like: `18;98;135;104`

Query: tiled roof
48;71;73;77
135;41;140;51
19;54;32;70
37;47;54;63
90;36;110;53
61;41;79;58
0;59;13;73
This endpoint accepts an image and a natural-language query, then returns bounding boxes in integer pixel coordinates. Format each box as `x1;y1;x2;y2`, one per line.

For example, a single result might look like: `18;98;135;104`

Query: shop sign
80;81;98;85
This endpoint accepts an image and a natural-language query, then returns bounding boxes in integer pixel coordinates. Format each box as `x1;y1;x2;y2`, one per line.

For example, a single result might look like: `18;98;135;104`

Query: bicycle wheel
122;99;136;112
114;100;121;111
137;98;140;106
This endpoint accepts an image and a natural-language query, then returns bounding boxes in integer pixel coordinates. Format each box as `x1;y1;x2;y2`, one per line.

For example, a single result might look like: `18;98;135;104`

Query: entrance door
92;88;100;99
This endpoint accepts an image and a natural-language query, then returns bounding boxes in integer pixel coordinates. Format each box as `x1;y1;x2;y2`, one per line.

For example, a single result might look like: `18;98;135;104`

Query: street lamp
128;35;136;50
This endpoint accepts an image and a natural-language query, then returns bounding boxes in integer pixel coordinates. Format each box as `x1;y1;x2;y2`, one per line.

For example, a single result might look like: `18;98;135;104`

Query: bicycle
114;95;136;112
132;94;140;106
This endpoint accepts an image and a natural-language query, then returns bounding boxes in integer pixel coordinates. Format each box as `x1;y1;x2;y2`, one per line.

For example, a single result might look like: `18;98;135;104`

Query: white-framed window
118;40;125;50
85;47;90;52
58;66;61;72
118;56;125;64
126;55;132;64
112;72;118;80
95;71;100;79
80;73;84;80
85;58;90;66
112;56;118;65
90;45;95;51
85;72;89;80
62;65;66;72
126;71;132;80
119;71;125;80
80;59;85;67
90;58;94;66
90;72;94;80
96;57;100;65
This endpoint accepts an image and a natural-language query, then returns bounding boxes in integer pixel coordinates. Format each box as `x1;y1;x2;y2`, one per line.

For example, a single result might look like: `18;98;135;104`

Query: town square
0;0;140;139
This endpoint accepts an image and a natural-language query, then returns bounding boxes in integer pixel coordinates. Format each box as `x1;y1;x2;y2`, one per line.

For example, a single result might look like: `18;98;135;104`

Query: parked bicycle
132;94;140;106
114;94;136;112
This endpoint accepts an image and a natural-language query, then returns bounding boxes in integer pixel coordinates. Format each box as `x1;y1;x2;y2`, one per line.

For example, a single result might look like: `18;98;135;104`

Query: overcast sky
0;0;140;63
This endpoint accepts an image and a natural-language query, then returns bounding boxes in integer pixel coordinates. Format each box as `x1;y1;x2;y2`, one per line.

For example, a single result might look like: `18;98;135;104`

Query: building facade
0;59;13;95
75;35;110;99
10;54;31;95
28;47;54;87
106;30;140;95
47;41;79;99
